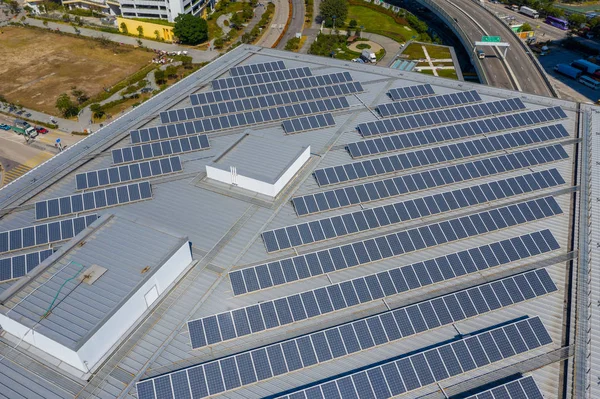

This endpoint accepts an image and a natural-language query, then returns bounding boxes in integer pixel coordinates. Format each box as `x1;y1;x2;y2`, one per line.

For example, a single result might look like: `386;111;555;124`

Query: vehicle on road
579;75;600;90
25;113;31;118
555;64;583;79
35;127;49;134
14;119;30;129
519;6;539;18
545;16;568;30
0;124;10;130
360;50;377;63
510;4;519;11
477;50;486;59
140;88;153;93
11;125;38;138
15;110;24;115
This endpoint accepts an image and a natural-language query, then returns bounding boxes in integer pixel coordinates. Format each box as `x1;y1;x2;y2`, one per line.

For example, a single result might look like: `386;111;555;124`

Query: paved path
348;40;383;53
23;18;219;63
312;29;401;65
255;0;289;47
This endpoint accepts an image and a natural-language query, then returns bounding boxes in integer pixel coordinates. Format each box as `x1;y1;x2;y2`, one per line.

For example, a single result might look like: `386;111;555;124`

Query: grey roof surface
210;133;309;184
0;46;583;399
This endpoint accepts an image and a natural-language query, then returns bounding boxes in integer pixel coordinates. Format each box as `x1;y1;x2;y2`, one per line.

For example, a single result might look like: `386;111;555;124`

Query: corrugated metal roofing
0;46;581;399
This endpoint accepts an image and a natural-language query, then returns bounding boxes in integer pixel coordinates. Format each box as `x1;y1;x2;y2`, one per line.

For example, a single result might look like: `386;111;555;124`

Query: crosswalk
2;164;32;185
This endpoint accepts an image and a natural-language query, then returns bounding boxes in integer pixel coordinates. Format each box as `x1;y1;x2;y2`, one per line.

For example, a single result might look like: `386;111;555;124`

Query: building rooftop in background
0;45;592;399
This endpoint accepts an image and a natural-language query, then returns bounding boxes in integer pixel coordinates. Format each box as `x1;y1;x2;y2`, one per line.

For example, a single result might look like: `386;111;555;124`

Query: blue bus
545;16;569;30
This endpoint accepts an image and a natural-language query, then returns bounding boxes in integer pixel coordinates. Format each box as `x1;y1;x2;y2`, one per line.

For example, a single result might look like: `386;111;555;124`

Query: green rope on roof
42;261;85;319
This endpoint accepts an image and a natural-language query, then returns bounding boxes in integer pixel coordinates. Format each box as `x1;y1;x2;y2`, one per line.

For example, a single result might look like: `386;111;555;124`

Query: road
424;0;554;96
276;0;305;49
255;0;290;47
485;3;568;41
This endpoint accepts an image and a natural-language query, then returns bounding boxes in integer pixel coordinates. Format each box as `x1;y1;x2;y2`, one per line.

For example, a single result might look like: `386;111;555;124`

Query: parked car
35;127;48;134
0;124;11;130
25;113;31;117
141;88;152;93
16;110;24;115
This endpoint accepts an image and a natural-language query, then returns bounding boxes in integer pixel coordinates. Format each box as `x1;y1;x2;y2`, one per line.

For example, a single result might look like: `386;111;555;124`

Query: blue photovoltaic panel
0;249;55;282
378;90;482;118
0;215;98;255
294;144;568;216
264;169;563;252
358;98;527;137
162;82;362;124
232;197;561;295
137;270;555;397
112;136;209;164
273;317;552;399
315;124;568;187
388;84;435;100
465;376;544;399
282;113;335;134
190;72;353;105
130;98;350;144
75;157;182;190
229;60;286;76
348;107;568;158
35;182;152;220
212;67;312;90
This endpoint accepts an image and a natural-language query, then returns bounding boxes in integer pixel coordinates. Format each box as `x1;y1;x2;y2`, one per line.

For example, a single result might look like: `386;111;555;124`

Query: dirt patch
0;26;154;115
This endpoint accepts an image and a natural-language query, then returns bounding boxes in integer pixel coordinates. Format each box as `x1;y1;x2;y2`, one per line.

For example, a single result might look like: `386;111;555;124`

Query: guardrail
415;0;489;85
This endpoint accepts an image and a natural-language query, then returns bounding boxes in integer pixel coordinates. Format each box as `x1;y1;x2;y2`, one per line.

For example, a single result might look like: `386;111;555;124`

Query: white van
579;75;600;90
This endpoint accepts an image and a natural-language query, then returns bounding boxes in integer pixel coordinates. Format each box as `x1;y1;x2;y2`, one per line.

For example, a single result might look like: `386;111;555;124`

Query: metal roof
0;46;583;399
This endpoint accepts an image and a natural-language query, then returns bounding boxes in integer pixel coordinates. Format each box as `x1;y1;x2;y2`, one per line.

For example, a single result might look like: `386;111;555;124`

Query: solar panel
264;169;563;252
465;376;544;399
295;144;568;216
282;113;335;134
212;67;312;90
388;84;435;101
273;316;552;399
138;270;555;398
233;196;561;295
112;136;209;164
197;247;556;347
190;72;353;105
130;98;350;144
35;182;152;221
378;90;482;118
348;108;568;158
75;156;182;190
162;82;362;124
229;60;286;77
358;98;527;137
316;125;567;187
0;215;98;255
0;249;55;282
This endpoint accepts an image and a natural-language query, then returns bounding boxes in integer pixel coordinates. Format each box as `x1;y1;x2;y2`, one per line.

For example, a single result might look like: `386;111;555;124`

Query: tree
55;93;79;117
120;22;128;34
155;29;160;40
180;55;193;69
406;13;428;34
137;25;144;37
521;22;532;32
173;14;208;44
230;12;243;29
214;37;225;49
319;0;348;28
154;69;166;84
348;19;357;29
568;13;586;28
165;65;179;80
71;88;88;104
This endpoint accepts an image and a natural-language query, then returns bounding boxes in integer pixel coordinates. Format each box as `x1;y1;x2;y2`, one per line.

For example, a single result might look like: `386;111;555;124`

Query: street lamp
332;15;336;31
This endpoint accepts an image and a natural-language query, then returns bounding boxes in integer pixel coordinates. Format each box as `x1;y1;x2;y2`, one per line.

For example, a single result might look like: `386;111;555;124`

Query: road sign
56;138;61;143
482;36;501;42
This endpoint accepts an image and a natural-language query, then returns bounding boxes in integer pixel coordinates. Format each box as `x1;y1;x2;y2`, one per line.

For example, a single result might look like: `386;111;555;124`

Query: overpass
417;0;555;97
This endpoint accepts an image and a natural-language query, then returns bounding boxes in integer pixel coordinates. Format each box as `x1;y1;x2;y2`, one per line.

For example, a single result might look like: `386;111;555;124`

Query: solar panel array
198;234;556;346
283;114;335;135
131;98;350;144
315;124;568;187
0;215;98;255
358;98;526;137
274;316;552;399
161;82;362;124
263;169;564;252
35;182;152;220
378;90;482;118
229;60;286;76
0;249;54;282
75;156;182;190
388;84;435;101
348;107;568;158
466;376;543;399
293;144;568;216
190;72;352;106
138;270;555;398
232;197;561;296
112;136;209;164
212;67;312;90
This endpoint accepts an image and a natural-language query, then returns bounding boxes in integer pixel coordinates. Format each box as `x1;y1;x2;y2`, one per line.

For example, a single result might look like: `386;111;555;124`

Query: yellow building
117;17;175;42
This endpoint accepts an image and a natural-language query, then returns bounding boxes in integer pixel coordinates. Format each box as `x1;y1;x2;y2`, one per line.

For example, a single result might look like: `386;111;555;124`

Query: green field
347;5;417;43
401;42;452;60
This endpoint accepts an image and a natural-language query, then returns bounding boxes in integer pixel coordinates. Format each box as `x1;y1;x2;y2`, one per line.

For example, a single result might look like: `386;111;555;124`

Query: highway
423;0;554;97
276;0;305;49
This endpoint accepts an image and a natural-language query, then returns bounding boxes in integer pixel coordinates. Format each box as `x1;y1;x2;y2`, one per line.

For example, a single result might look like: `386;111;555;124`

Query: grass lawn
347;5;417;43
437;69;458;79
401;42;452;60
207;2;246;40
0;26;154;116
